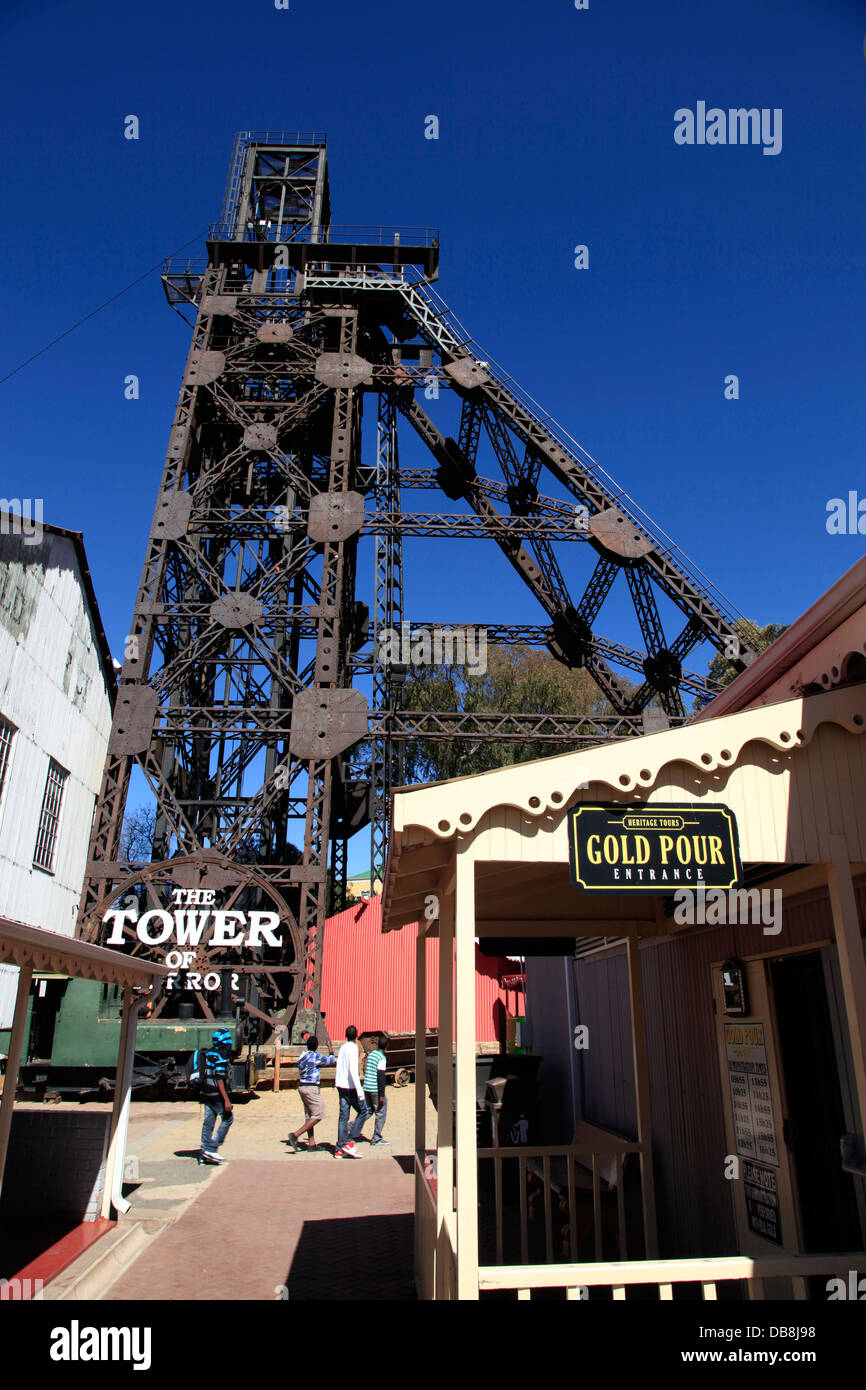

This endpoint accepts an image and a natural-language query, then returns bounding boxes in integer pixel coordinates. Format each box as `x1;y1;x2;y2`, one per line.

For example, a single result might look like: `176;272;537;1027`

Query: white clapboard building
0;517;115;1040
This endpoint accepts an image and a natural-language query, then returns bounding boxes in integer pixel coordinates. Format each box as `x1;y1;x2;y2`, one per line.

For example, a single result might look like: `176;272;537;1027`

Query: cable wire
0;230;208;387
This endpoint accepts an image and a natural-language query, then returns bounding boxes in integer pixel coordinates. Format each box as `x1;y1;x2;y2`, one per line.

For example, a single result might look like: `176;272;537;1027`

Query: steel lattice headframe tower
77;132;755;1042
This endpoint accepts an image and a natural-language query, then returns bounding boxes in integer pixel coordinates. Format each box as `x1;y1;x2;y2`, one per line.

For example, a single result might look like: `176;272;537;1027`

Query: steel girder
78;135;752;1043
371;394;404;891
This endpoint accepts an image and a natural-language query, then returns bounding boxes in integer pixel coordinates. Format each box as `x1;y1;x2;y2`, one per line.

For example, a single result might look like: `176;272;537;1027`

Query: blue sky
2;0;865;868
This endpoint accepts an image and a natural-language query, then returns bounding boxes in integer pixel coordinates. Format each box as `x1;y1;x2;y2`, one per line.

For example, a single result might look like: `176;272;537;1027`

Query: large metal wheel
82;851;304;1041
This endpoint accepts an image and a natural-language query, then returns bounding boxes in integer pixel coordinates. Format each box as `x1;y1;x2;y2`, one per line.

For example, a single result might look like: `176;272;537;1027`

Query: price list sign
724;1021;779;1166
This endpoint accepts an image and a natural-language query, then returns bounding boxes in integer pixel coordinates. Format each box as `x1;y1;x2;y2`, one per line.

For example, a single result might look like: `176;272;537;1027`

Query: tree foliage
402;643;625;783
705;619;787;695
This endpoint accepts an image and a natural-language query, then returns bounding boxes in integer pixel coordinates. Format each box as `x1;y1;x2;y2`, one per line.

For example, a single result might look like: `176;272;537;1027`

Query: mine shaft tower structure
78;133;755;1041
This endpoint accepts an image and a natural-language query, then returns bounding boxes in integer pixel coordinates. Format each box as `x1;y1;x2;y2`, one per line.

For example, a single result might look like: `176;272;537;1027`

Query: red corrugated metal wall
319;896;511;1043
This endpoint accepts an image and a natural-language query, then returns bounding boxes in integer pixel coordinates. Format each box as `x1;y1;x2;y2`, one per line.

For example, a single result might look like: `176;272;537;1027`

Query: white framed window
0;716;15;809
33;759;68;874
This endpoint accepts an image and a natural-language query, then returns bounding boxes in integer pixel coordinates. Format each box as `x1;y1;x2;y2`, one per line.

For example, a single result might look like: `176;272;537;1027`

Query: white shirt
334;1040;363;1096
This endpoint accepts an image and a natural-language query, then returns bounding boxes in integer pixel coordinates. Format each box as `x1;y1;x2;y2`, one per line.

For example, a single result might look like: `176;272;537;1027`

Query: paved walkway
101;1086;434;1301
106;1157;415;1301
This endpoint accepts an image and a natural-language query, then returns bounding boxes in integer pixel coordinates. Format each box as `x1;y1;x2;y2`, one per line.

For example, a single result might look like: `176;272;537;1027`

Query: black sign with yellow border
568;803;742;893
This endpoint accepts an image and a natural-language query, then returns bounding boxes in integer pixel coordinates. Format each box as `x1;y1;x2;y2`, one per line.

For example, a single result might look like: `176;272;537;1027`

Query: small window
33;759;68;874
0;716;15;808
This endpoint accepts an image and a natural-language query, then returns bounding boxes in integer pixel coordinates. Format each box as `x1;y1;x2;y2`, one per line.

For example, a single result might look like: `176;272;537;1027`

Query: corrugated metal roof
320;895;512;1043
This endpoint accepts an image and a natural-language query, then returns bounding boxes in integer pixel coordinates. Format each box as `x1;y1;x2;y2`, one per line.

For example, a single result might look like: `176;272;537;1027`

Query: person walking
199;1028;234;1165
334;1024;369;1159
287;1034;335;1152
363;1033;389;1146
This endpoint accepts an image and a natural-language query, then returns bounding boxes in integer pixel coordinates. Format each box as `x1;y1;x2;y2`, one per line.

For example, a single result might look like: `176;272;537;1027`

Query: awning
383;684;866;934
0;917;168;988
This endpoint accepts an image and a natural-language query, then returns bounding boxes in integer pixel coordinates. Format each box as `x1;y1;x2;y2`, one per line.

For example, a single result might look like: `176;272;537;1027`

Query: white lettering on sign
102;889;283;993
211;911;246;946
174;911;210;945
103;906;282;949
102;884;283;995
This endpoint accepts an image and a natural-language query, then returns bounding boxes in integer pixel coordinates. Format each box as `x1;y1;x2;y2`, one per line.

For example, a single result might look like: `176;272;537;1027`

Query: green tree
402;643;625;783
705;619;787;696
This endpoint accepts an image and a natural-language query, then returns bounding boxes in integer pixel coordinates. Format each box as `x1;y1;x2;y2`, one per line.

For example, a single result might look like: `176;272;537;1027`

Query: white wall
0;532;113;1027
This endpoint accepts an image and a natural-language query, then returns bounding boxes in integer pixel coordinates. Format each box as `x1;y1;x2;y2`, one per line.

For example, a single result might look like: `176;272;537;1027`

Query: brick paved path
106;1157;416;1301
88;1084;434;1300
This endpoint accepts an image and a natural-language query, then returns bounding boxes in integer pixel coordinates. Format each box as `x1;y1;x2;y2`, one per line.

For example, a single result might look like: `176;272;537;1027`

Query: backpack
185;1047;207;1096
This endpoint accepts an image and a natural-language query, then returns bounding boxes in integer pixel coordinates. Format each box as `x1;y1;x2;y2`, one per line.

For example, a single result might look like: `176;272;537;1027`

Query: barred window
0;716;15;808
33;759;68;873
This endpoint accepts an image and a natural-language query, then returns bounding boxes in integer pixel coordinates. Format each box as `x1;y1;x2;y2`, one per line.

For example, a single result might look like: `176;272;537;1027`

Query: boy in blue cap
199;1028;234;1165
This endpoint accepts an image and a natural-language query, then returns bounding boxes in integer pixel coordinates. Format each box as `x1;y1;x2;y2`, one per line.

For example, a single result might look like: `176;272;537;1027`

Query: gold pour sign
568;803;742;893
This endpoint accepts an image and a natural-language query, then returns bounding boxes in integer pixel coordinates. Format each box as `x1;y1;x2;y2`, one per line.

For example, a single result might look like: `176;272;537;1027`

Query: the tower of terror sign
102;888;283;994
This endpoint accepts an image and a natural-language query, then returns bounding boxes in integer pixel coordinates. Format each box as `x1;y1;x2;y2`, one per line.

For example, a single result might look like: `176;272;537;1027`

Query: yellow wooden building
383;557;866;1300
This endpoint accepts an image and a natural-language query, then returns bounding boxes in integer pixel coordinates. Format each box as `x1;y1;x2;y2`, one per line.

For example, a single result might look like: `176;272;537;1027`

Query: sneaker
199;1151;220;1165
210;1152;229;1163
371;1137;390;1145
335;1143;362;1160
286;1133;299;1152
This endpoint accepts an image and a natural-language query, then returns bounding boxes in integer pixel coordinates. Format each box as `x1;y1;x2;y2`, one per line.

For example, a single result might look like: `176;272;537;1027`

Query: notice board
742;1158;782;1245
724;1021;779;1167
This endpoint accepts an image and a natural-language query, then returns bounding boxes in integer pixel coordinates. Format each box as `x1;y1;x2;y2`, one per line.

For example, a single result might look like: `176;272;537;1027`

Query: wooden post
415;922;429;1298
273;1040;281;1093
415;925;426;1160
627;933;659;1259
455;848;479;1300
827;837;866;1141
0;964;32;1204
102;985;137;1218
437;891;455;1297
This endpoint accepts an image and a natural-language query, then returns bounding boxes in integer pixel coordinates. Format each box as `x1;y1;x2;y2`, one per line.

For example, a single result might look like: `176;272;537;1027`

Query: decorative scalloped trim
0;943;152;985
397;690;866;842
812;642;866;691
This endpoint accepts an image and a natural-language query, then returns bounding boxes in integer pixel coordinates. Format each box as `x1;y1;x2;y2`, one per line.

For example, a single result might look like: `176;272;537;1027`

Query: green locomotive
11;976;250;1099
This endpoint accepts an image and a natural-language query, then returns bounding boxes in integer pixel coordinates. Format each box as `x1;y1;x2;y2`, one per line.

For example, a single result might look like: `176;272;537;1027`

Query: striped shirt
363;1048;386;1092
297;1050;335;1086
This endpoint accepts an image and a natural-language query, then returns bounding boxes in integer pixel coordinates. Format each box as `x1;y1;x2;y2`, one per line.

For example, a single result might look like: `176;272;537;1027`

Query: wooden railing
414;1153;458;1300
437;1210;457;1300
478;1253;866;1301
414;1154;437;1302
477;1142;643;1267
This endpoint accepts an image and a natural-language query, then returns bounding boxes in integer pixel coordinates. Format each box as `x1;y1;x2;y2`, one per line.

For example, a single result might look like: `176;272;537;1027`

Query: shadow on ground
282;1214;415;1300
